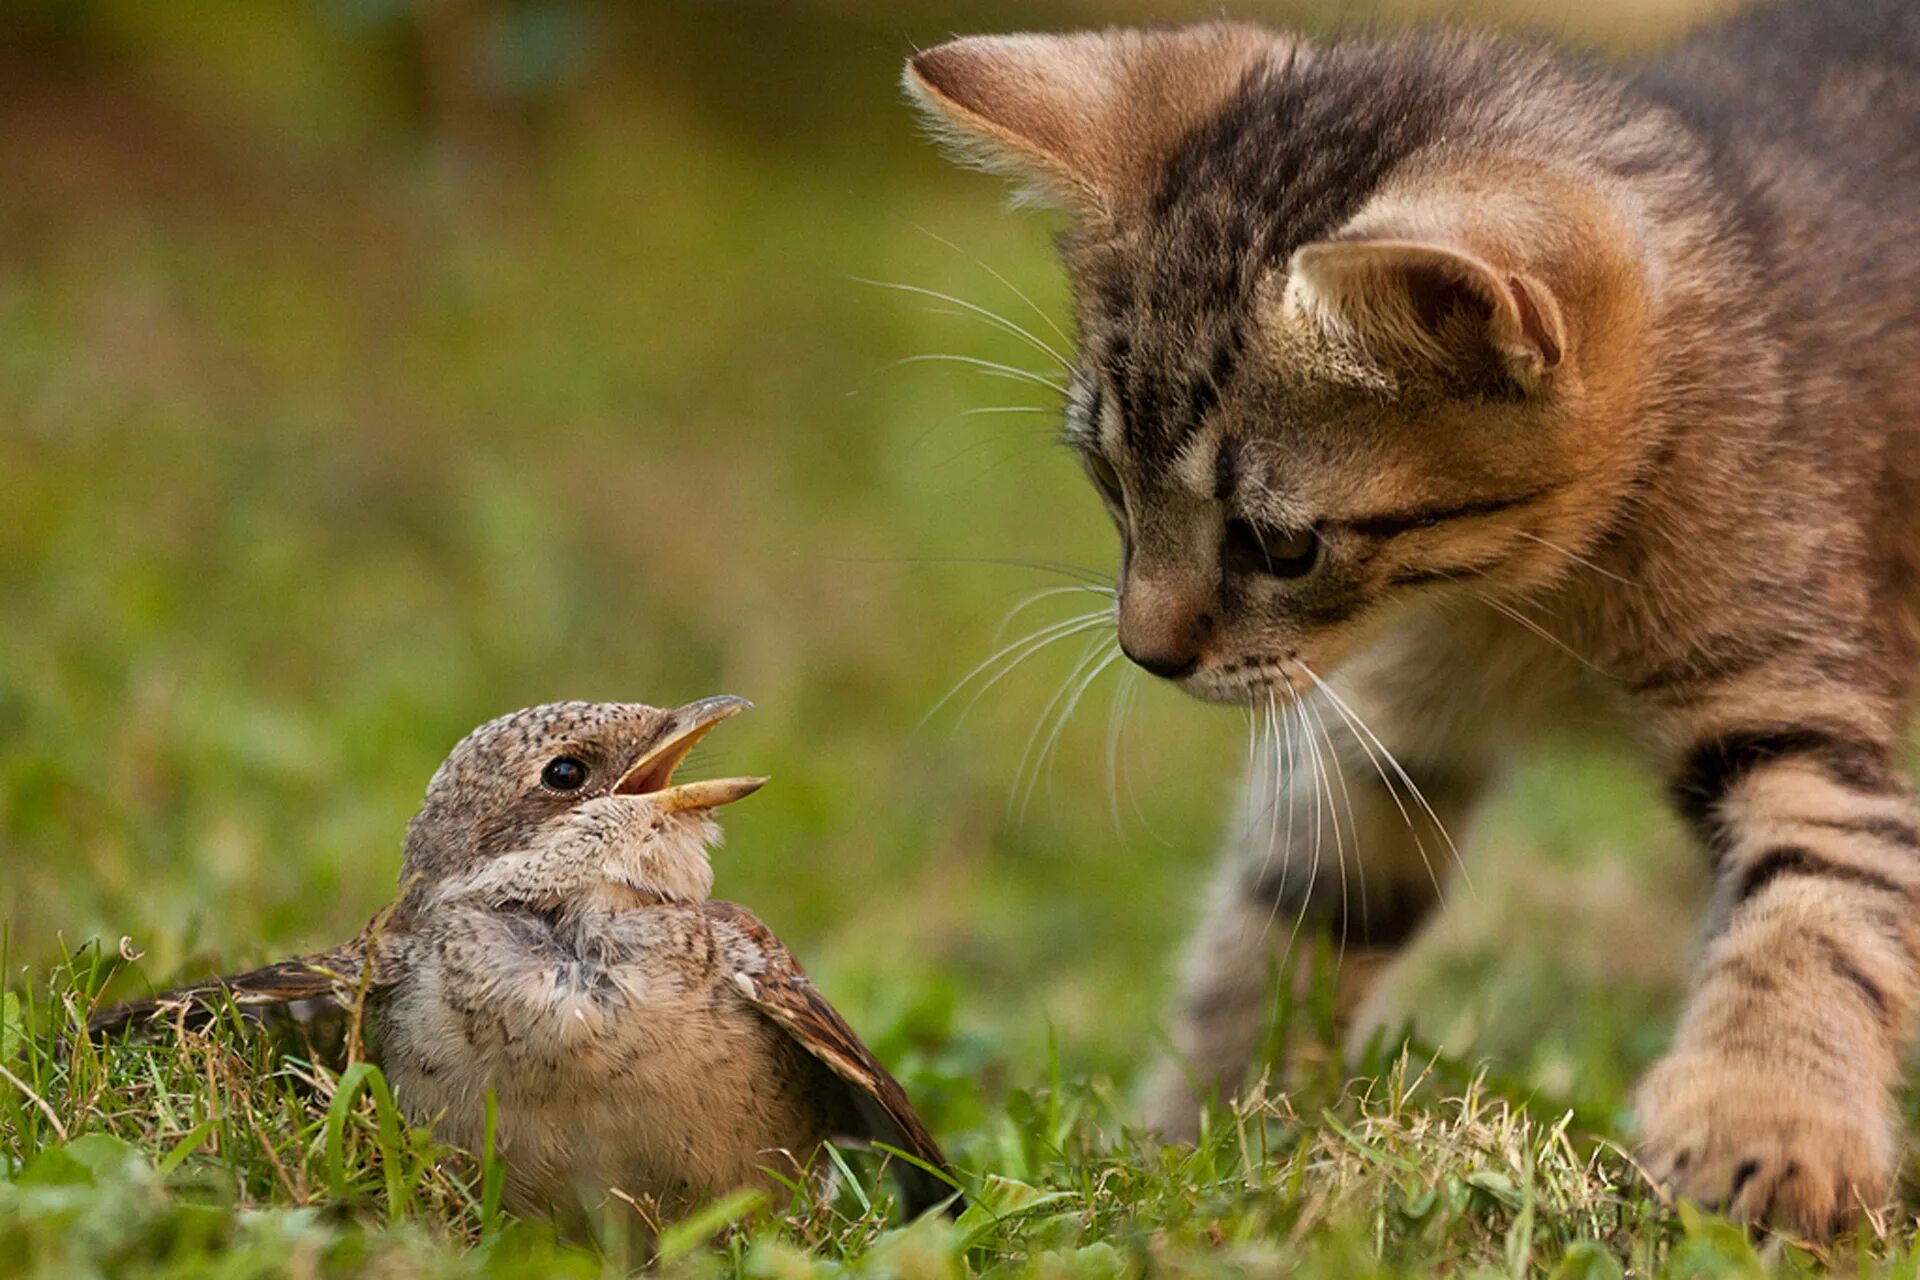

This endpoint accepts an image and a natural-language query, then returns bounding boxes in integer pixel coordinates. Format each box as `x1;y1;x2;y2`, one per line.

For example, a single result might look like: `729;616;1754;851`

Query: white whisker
921;610;1110;727
1278;696;1326;958
1279;693;1298;913
891;353;1067;396
1105;667;1135;840
1243;697;1273;884
991;584;1114;645
1009;637;1114;819
1117;673;1175;847
1470;590;1609;675
1307;670;1447;909
823;553;1112;588
1020;643;1124;820
1303;692;1362;959
1237;702;1258;846
1509;528;1648;588
1297;693;1351;959
851;277;1070;370
1295;662;1473;897
1256;692;1286;934
957;615;1113;727
1261;692;1303;947
899;218;1073;349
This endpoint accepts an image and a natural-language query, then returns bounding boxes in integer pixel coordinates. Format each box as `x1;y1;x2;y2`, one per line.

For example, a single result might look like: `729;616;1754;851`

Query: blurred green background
2;0;1726;1128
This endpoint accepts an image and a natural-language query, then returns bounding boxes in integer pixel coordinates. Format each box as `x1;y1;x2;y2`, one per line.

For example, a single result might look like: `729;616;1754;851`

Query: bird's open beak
613;695;768;814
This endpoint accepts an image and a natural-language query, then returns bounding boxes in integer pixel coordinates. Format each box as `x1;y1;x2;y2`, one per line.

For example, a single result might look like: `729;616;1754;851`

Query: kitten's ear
904;24;1285;215
1283;238;1567;391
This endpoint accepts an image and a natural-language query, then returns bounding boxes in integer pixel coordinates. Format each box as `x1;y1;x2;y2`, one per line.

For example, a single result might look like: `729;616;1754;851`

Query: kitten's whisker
1509;528;1648;588
956;615;1113;728
1032;644;1119;802
844;553;1111;588
1306;671;1448;909
1008;637;1102;817
1265;698;1313;951
1237;702;1259;847
1303;692;1363;961
922;611;1110;727
1118;674;1174;846
1470;590;1610;675
897;217;1073;349
891;353;1068;395
1279;693;1298;919
1277;697;1326;957
1009;636;1114;819
1296;693;1348;961
1258;691;1289;940
1105;667;1136;841
1295;663;1473;896
959;405;1061;417
1262;693;1302;943
992;585;1115;645
851;277;1071;370
1020;643;1124;821
1246;697;1276;887
925;428;1070;474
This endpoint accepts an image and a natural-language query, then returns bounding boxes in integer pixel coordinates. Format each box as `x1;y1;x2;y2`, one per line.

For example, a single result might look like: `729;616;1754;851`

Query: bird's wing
704;901;959;1215
88;915;394;1042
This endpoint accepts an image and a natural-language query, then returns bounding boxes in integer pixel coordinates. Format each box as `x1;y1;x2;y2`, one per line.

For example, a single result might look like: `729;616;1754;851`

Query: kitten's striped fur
907;0;1920;1235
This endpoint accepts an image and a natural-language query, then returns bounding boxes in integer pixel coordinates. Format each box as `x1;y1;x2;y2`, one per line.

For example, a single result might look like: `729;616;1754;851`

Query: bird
89;697;958;1220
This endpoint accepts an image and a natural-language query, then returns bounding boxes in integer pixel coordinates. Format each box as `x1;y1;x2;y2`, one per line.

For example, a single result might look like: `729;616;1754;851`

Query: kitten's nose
1117;573;1211;680
1126;645;1200;680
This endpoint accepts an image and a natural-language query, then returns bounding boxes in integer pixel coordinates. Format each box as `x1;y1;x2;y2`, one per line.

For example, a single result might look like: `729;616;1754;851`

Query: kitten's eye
541;756;590;792
1225;519;1321;579
1086;453;1124;506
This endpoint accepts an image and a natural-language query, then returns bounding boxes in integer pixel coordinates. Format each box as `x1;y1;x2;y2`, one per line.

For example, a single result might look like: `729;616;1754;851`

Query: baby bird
90;698;956;1218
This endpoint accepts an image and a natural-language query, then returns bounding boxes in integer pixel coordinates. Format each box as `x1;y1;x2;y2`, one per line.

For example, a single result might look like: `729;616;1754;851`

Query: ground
2;1;1914;1275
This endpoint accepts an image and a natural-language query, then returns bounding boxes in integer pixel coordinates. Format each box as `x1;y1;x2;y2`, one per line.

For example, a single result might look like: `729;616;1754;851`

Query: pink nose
1117;574;1212;679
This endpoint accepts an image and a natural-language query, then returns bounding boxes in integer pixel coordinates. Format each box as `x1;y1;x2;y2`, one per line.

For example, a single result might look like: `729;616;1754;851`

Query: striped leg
1638;720;1920;1233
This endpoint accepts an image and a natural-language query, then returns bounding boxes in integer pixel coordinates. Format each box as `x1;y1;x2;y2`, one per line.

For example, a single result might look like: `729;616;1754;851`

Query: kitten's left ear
1283;237;1568;392
904;24;1287;216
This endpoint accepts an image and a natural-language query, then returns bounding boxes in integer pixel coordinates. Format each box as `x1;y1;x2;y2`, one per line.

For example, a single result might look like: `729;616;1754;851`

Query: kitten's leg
1141;674;1491;1140
1638;700;1920;1234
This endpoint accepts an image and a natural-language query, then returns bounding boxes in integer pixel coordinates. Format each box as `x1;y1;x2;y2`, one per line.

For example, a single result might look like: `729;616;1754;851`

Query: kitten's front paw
1635;1049;1893;1237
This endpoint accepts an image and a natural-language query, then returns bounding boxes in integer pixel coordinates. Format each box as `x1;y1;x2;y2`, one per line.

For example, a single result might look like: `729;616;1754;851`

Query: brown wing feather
704;901;959;1215
88;924;385;1042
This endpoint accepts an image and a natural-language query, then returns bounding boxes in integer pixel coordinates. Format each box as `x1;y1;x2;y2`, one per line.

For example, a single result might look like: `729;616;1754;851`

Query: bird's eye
541;756;590;792
1225;519;1321;579
1086;453;1124;506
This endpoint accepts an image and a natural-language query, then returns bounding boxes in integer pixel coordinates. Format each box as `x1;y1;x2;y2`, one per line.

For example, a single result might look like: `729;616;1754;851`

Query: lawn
2;1;1914;1275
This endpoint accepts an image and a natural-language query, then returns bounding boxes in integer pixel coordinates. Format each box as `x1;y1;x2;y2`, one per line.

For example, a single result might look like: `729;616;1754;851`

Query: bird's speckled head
398;698;766;914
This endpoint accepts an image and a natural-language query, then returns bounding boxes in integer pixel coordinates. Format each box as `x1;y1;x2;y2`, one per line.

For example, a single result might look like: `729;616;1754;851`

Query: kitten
905;0;1920;1236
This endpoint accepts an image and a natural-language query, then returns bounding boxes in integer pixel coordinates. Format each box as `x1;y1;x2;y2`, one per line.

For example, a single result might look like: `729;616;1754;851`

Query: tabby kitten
905;0;1920;1236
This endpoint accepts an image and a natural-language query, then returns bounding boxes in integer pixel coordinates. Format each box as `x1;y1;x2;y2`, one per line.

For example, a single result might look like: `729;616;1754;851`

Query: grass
2;0;1915;1274
8;940;1920;1277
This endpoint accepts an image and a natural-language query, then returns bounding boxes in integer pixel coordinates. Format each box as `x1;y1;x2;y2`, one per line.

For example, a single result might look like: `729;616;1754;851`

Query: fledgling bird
90;698;956;1219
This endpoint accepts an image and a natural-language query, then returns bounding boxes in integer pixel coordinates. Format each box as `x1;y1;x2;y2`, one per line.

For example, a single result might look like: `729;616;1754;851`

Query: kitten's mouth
615;695;768;814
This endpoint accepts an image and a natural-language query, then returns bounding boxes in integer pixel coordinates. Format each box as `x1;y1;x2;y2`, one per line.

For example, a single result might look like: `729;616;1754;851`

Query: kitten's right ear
1282;237;1568;393
903;25;1287;217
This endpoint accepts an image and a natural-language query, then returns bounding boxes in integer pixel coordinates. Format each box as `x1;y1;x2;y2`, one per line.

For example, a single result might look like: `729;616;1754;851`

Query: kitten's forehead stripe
1093;46;1451;467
